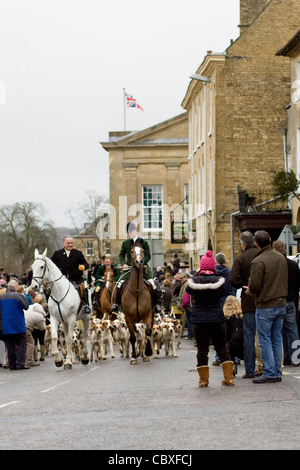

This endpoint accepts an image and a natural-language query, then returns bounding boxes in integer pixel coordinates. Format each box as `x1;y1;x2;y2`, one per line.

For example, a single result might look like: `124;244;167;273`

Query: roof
100;113;188;150
276;29;300;56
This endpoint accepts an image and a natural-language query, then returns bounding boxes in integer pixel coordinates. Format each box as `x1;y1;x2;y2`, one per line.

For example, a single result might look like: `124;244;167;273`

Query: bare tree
67;190;109;262
0;202;58;275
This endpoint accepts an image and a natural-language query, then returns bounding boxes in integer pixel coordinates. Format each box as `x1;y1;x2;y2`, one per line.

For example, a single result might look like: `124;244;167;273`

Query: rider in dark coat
51;236;91;313
111;222;161;314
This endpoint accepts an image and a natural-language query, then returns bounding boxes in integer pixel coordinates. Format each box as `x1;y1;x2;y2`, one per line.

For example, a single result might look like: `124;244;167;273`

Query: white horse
31;248;90;370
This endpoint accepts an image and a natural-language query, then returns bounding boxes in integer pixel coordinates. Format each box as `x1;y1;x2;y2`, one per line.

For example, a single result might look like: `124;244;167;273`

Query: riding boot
82;288;91;314
151;288;161;314
111;287;121;313
93;287;100;308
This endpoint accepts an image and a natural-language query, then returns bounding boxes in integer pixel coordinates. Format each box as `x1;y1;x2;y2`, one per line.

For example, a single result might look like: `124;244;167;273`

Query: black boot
111;287;121;313
82;288;91;314
151;287;161;313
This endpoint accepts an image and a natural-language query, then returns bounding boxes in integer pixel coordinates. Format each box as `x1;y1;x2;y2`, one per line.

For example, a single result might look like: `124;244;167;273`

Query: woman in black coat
186;251;234;387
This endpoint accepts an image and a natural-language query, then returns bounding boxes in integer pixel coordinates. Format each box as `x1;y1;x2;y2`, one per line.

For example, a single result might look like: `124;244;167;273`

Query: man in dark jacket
0;280;29;370
246;230;288;384
51;236;91;313
273;240;300;366
230;231;260;378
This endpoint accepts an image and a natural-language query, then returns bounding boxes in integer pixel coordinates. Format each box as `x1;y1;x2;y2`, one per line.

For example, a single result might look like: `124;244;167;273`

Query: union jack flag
124;91;144;111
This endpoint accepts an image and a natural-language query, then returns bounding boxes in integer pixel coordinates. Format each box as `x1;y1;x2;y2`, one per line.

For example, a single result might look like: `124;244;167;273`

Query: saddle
71;281;84;301
120;279;152;295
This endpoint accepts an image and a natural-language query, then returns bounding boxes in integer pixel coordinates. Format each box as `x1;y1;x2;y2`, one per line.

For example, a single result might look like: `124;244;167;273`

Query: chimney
239;0;269;34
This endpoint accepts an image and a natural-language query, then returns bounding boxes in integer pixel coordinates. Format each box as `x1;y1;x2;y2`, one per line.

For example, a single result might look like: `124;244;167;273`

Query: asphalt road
1;338;300;452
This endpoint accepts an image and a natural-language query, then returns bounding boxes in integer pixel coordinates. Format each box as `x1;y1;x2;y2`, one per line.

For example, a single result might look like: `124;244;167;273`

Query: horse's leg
144;307;154;361
63;321;74;370
80;316;90;365
125;316;138;364
50;316;63;367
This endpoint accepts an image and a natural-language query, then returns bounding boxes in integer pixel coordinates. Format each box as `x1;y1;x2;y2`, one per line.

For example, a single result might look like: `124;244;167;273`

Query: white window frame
86;241;94;257
142;184;163;232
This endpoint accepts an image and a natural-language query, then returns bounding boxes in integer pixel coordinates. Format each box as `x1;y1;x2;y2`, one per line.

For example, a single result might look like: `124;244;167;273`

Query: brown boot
33;346;38;362
197;366;209;387
221;361;235;386
40;345;45;361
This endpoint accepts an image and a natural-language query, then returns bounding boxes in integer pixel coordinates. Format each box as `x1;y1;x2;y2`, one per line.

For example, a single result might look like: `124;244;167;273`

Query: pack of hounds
44;311;184;364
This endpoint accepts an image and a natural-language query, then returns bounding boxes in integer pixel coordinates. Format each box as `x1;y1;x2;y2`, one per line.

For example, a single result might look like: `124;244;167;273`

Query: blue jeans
282;301;299;364
256;305;286;378
243;311;256;376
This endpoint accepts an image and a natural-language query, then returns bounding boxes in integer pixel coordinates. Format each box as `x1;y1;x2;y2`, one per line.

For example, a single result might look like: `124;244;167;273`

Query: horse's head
130;239;145;270
104;269;114;291
31;248;49;291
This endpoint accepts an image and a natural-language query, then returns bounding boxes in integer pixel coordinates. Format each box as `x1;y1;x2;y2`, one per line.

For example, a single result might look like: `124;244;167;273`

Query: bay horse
30;248;90;370
121;239;153;364
95;268;116;319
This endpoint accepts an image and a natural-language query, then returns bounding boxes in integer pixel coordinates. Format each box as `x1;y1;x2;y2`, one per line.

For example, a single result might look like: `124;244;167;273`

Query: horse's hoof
81;359;89;365
143;357;150;362
130;358;138;365
64;363;72;370
55;360;63;368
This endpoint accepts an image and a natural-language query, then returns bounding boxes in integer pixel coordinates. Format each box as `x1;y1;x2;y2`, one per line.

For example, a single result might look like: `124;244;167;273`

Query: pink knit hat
200;250;216;271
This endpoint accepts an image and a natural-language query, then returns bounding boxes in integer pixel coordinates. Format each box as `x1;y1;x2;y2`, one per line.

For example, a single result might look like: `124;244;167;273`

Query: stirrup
154;304;161;313
111;303;119;313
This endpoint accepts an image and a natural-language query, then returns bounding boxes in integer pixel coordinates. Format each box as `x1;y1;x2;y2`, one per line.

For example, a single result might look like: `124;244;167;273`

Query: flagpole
123;88;126;131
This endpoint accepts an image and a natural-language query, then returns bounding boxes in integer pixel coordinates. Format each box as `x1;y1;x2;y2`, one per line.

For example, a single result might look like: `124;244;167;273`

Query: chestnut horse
121;240;153;364
95;268;116;319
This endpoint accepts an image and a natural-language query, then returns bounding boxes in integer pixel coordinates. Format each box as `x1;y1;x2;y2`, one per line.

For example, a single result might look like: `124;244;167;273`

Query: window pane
142;185;162;230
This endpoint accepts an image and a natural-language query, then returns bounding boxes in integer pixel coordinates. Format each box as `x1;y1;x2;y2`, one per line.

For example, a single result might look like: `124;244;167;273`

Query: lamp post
189;73;215;85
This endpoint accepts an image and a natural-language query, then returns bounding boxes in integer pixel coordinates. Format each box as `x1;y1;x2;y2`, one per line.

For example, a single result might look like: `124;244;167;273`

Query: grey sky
0;0;239;226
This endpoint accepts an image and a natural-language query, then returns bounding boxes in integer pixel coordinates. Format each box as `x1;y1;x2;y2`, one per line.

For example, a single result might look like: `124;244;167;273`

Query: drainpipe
230;210;240;266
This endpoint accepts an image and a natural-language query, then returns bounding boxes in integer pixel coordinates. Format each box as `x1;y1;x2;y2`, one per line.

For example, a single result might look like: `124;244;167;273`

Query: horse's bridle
32;258;63;290
32;257;69;322
32;258;49;292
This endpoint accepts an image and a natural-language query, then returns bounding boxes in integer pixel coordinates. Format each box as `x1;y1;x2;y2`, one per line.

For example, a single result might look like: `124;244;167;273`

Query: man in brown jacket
245;230;288;384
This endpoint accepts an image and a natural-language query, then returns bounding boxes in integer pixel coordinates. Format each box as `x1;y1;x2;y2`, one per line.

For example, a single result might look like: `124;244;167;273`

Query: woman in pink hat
186;250;234;387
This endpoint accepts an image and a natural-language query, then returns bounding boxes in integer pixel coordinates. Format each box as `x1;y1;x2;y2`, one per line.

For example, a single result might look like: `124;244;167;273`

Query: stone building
276;30;300;235
100;113;189;270
181;0;300;265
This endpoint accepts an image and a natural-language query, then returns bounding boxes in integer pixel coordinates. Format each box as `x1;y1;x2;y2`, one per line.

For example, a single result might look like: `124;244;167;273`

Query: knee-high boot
111;287;121;313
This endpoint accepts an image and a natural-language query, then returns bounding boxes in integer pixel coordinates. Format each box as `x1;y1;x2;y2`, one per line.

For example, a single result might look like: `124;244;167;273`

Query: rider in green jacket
111;222;161;314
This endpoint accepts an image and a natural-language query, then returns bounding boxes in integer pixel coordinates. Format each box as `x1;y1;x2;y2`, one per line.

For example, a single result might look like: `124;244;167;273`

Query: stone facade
100;113;189;269
277;30;300;235
181;0;300;266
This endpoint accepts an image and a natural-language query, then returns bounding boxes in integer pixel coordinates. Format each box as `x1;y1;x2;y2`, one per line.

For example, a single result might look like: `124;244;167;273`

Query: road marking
0;401;21;409
79;366;99;377
40;379;72;394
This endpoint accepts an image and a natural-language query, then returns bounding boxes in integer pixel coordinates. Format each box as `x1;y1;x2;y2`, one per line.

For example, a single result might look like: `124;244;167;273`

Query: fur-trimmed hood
187;276;225;291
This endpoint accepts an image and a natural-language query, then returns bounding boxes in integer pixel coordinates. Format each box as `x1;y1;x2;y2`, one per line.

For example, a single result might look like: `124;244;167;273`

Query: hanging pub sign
171;221;189;244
